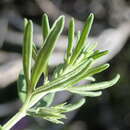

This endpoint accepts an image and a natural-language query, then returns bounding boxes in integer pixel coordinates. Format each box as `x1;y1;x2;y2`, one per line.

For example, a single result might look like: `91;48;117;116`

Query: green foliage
18;13;119;124
23;19;33;88
42;14;50;40
0;126;4;130
17;71;27;102
69;13;94;64
31;16;64;89
1;13;120;130
27;98;85;124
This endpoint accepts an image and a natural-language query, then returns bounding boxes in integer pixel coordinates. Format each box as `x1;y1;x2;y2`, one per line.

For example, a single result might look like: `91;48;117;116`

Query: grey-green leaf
17;72;27;103
35;93;55;107
27;107;66;124
43;117;64;124
31;16;64;89
87;63;110;76
23;20;33;87
90;50;109;60
0;125;4;130
70;13;94;64
42;13;50;40
70;74;120;91
63;98;86;112
66;18;75;60
69;90;102;97
76;31;81;43
34;59;93;94
32;42;37;60
42;93;55;107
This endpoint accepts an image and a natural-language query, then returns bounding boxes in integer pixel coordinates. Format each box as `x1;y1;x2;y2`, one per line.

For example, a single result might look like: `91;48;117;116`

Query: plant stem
3;94;32;130
2;111;26;130
2;88;48;129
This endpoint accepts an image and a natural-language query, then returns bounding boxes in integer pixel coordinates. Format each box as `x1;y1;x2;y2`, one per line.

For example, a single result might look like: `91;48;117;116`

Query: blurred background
0;0;130;130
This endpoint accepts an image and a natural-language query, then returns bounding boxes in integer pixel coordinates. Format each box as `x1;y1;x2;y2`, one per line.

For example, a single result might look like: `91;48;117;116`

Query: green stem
2;110;26;130
3;94;32;130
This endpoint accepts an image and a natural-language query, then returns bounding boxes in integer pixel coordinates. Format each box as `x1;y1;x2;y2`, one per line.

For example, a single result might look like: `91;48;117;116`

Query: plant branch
2;111;26;130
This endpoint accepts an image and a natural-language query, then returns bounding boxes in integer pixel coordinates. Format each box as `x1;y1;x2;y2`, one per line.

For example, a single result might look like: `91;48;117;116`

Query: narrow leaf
0;126;4;130
31;16;64;89
41;14;51;81
87;64;110;76
17;72;27;103
42;93;55;107
63;98;86;112
34;59;93;94
23;19;33;86
43;117;64;124
35;93;55;107
66;18;75;59
52;64;64;78
85;76;96;82
76;31;81;43
42;13;50;40
70;13;94;64
85;42;97;53
90;50;109;59
27;107;66;124
32;42;37;60
70;74;120;91
69;90;102;97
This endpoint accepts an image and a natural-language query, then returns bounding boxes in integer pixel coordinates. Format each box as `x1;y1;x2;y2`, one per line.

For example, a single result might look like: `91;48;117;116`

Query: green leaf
41;14;51;82
31;16;64;89
35;93;55;107
63;98;86;112
84;42;97;53
17;72;27;103
43;116;65;124
23;19;33;87
66;18;75;60
46;62;108;93
77;43;96;61
87;63;110;76
0;125;4;130
70;74;120;91
28;99;85;124
29;59;93;107
38;108;66;119
27;107;66;124
63;64;109;87
24;18;28;27
52;64;64;78
70;13;94;64
76;31;81;43
90;50;109;59
69;90;102;97
34;62;109;97
42;93;55;107
34;59;93;94
85;76;96;82
32;42;37;60
42;13;50;40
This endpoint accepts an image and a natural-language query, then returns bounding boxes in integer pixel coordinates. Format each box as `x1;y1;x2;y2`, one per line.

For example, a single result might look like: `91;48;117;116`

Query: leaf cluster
17;13;120;124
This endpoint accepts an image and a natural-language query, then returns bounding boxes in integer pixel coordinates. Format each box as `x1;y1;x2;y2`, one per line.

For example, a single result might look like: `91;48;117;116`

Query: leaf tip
89;13;94;20
114;74;120;83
